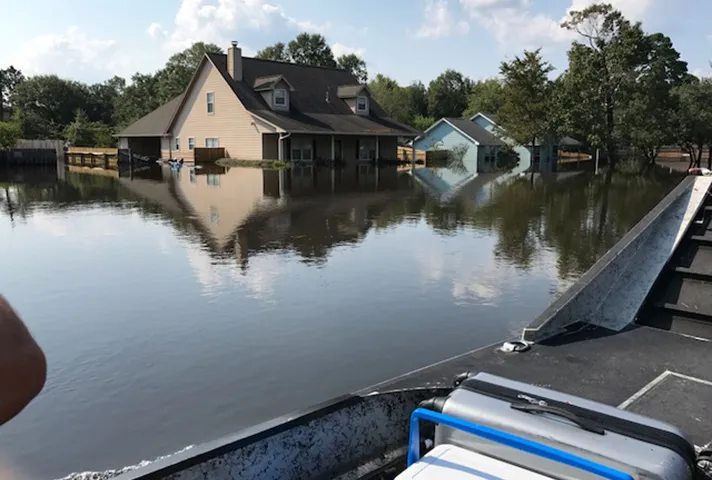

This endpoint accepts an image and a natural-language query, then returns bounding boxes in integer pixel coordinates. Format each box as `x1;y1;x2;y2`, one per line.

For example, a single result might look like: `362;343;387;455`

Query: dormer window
274;89;287;107
356;96;368;113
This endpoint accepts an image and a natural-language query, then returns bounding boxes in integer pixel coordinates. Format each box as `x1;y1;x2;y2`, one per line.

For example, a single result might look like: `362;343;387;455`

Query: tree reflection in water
1;165;681;283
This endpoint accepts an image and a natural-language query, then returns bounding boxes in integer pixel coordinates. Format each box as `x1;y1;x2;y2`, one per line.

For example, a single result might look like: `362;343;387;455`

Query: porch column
331;135;335;163
278;135;284;161
331;168;336;193
411;142;416;168
375;136;379;164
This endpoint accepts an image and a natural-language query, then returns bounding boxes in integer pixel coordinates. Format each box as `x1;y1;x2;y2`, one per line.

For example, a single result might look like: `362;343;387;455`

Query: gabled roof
117;94;184;137
206;53;418;136
336;84;370;98
253;74;295;92
119;53;418;138
470;112;500;126
416;117;504;146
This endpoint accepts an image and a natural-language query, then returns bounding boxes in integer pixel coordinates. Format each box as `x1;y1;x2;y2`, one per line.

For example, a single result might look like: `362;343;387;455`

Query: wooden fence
67;146;118;155
0;149;57;165
194;147;225;164
397;146;427;163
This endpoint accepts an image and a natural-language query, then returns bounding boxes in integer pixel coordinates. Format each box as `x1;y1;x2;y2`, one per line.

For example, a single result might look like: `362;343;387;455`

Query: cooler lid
396;444;557;479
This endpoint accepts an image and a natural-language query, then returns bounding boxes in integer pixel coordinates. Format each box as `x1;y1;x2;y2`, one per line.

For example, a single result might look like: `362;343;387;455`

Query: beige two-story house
117;42;419;162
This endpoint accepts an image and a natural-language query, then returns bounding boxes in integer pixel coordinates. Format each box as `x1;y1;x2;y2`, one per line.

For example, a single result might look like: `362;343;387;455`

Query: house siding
170;61;273;161
174;167;276;248
414;121;479;174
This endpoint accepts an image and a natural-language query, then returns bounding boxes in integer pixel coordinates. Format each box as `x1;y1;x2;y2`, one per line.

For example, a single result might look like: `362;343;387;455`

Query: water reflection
0;163;683;479
1;164;681;283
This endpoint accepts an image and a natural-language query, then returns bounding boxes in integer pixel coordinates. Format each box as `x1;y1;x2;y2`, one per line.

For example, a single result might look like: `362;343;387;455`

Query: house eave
283;130;417;137
115;133;169;138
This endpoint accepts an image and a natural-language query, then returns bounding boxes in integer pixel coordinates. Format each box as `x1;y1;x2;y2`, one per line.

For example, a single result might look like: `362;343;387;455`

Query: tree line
1;5;711;173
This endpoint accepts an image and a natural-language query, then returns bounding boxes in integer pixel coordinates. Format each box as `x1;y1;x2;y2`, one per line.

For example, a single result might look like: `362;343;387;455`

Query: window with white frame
291;138;313;161
188;137;195;150
358;138;376;160
206;92;215;114
356;96;368;113
175;137;180;150
205;138;219;148
274;89;287;107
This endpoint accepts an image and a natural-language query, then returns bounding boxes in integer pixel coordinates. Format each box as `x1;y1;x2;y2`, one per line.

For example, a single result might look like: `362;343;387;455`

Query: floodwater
0;162;680;479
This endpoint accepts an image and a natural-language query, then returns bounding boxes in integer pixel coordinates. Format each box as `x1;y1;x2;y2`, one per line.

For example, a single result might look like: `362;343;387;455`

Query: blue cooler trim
407;408;633;480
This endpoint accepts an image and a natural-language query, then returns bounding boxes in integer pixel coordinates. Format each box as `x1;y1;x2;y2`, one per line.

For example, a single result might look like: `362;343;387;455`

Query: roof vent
231;40;238;47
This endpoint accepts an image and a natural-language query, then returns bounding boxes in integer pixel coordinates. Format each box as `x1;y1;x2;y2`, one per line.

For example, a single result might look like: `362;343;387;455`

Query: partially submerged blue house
411;112;582;201
470;112;557;173
413;117;506;175
415;111;581;177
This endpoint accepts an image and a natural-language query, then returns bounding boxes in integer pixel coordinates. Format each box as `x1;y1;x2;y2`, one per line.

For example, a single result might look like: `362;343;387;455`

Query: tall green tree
158;42;222;102
287;33;337;68
673;79;712;168
464;78;504;118
0;66;24;121
64;110;95;146
113;73;160;129
369;74;414;125
0;121;21;149
12;75;88;139
411;115;436;132
559;3;649;170
86;76;125;126
336;53;368;82
256;42;290;62
620;33;688;164
427;69;471;118
406;81;429;117
499;49;555;178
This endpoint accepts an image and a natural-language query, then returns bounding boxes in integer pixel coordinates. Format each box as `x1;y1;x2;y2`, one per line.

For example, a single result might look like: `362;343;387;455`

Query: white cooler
396;444;557;479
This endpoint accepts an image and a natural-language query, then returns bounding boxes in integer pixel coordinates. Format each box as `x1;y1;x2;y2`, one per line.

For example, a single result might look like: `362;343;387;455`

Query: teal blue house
413;117;506;176
470;112;557;173
414;112;580;177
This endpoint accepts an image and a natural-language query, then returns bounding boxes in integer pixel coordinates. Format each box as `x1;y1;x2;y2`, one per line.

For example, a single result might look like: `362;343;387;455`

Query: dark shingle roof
444;118;505;146
336;85;367;98
117;95;183;137
207;53;418;136
253;74;294;91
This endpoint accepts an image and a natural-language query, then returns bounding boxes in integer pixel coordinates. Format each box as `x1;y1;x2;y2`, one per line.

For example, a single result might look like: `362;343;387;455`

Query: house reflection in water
170;164;409;268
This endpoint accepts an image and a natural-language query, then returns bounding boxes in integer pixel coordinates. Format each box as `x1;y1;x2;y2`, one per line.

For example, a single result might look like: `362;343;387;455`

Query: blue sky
0;0;710;87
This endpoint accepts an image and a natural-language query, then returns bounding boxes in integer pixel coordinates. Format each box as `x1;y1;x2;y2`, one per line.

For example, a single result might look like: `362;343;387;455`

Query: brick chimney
227;41;242;81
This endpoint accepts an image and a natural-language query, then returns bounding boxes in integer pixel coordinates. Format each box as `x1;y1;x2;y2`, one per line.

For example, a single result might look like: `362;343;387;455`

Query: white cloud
459;0;570;48
331;43;365;58
10;27;131;82
566;0;653;22
147;22;168;39
458;0;655;50
416;0;470;39
157;0;332;54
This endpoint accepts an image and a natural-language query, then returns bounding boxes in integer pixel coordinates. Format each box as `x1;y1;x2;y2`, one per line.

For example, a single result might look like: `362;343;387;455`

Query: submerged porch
263;133;400;163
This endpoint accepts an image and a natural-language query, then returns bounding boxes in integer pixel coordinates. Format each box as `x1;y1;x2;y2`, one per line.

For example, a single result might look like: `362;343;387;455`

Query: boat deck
366;184;712;452
365;324;712;450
